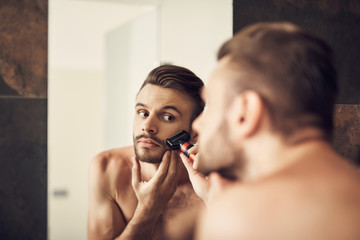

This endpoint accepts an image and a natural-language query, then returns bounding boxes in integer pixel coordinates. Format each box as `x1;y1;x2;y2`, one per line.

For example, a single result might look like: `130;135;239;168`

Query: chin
196;162;212;176
217;168;237;180
138;156;163;164
135;149;164;164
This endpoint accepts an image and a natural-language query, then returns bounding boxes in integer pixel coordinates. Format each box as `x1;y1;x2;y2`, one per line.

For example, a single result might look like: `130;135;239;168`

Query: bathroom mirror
48;0;232;239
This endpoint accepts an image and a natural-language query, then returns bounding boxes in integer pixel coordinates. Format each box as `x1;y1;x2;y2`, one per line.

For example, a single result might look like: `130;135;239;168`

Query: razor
166;130;196;161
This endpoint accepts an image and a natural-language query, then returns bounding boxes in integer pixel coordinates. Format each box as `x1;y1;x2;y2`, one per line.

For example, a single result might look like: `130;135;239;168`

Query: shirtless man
88;64;205;240
181;22;360;239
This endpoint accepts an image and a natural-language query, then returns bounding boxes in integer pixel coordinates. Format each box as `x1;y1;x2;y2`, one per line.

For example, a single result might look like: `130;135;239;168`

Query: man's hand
131;151;179;216
179;145;209;202
180;145;233;205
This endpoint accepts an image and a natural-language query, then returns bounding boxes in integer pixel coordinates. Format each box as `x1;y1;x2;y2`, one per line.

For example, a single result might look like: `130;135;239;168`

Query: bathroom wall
0;0;48;239
233;0;360;165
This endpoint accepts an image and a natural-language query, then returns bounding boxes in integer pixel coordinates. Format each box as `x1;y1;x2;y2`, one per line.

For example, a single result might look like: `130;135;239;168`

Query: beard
133;134;168;164
197;120;245;180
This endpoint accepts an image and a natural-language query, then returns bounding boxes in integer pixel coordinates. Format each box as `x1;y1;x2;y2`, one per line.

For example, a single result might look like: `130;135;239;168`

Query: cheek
162;123;186;136
205;110;221;128
133;116;141;133
204;115;224;139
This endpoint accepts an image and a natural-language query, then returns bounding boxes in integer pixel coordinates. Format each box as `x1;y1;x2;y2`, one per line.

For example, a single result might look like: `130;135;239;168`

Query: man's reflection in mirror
88;64;205;240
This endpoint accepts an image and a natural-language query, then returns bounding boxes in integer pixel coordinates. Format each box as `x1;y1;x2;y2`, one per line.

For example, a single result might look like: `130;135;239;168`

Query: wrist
135;202;163;220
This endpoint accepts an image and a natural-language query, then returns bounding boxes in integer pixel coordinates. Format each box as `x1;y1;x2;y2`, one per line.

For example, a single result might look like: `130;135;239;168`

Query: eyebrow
135;102;183;116
135;103;146;108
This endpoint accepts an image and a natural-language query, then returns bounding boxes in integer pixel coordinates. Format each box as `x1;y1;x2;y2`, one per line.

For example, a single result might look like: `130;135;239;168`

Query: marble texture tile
333;105;360;166
0;0;48;97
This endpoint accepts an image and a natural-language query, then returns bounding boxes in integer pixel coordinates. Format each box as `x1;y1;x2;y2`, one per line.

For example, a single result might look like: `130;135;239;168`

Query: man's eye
163;114;175;122
138;110;149;118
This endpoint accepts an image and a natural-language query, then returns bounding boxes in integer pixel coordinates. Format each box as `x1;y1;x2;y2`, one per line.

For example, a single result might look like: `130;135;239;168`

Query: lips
138;138;160;148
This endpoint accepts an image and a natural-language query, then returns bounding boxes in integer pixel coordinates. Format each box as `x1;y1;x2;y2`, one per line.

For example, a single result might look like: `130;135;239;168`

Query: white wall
160;0;232;82
48;68;105;239
48;1;154;239
48;0;232;239
105;10;159;149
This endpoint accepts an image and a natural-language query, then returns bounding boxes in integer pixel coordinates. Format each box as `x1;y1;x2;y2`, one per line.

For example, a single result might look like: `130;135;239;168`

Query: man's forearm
114;204;162;240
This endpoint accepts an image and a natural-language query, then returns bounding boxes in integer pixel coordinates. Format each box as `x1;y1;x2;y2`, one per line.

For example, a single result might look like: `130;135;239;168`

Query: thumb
131;156;141;189
180;152;194;173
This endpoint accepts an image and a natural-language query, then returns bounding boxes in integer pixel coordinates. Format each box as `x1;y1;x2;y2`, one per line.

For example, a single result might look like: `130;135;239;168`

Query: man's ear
227;90;264;138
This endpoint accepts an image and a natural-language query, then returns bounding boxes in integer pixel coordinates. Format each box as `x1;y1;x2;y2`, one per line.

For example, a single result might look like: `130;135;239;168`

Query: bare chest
156;185;204;240
163;184;201;218
117;184;204;240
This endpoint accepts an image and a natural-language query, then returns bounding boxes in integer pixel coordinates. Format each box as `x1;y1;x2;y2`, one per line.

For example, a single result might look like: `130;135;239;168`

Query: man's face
133;84;194;164
193;58;242;178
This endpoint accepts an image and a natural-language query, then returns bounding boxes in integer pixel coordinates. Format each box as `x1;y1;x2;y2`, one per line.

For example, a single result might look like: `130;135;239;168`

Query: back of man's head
218;22;338;140
139;64;205;123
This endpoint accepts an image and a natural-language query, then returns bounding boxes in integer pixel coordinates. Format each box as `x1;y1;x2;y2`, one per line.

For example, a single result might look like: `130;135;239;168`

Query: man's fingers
151;151;171;185
131;156;141;189
180;152;205;180
193;152;200;169
180;152;196;174
187;144;198;154
162;150;179;186
180;152;209;201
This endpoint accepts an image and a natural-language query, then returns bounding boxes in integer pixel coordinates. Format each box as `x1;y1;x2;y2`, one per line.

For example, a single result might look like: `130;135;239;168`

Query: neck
238;128;331;182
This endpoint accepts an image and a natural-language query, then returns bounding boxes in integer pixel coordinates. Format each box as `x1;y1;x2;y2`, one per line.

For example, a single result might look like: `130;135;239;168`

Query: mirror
48;0;231;238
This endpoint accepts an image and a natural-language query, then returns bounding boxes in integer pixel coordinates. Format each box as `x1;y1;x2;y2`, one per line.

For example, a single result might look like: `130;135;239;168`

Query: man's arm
88;154;126;240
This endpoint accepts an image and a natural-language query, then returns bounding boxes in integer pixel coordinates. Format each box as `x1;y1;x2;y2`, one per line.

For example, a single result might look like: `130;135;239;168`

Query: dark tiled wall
233;0;360;165
333;105;360;165
0;0;48;239
0;98;47;239
233;0;360;104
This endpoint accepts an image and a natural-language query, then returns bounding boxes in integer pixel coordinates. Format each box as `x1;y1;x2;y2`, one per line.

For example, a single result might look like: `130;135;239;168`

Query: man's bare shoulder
91;146;134;169
89;146;135;190
198;156;360;239
217;155;360;218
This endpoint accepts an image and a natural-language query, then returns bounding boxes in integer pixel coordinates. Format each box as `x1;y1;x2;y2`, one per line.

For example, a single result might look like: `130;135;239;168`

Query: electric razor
166;130;196;161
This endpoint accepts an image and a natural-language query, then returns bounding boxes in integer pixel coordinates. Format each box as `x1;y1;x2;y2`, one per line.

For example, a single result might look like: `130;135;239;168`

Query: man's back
88;146;203;240
197;143;360;239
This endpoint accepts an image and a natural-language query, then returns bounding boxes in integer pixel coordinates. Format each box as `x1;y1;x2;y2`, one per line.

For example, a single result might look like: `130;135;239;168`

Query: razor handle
180;142;196;161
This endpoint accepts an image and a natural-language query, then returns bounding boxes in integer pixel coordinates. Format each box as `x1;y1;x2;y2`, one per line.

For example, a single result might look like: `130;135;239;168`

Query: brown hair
217;22;338;140
139;64;205;123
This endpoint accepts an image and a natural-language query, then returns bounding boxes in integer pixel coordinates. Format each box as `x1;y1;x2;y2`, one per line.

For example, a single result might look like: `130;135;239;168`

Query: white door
105;9;159;149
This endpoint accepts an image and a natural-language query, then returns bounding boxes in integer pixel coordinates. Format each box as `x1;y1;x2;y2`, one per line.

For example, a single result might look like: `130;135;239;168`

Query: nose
192;111;203;134
142;115;158;134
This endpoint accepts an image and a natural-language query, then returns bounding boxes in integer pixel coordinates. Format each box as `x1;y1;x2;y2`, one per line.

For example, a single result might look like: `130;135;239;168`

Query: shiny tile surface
0;1;47;97
333;105;360;165
233;0;360;104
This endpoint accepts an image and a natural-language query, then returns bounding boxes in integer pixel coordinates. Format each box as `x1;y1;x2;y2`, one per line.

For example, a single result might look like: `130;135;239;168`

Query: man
181;22;360;239
88;64;205;240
